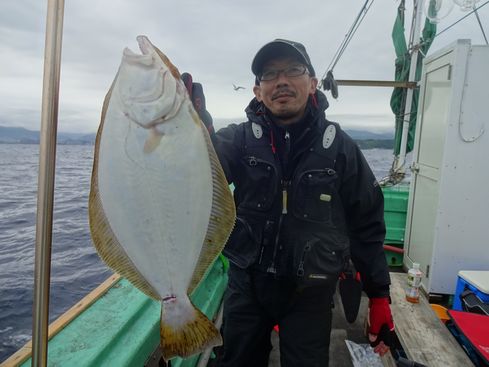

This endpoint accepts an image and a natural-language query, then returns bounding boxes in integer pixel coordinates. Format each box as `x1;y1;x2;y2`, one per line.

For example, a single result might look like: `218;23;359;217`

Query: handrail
31;1;65;366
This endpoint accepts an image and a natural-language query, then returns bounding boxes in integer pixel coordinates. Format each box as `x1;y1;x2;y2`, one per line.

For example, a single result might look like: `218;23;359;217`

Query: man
183;39;393;367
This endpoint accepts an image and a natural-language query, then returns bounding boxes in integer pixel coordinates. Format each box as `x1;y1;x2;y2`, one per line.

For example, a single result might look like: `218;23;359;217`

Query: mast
32;0;65;366
394;0;424;172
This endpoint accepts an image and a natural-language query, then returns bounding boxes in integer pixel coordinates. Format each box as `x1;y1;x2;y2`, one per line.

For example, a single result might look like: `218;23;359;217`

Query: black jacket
210;90;390;297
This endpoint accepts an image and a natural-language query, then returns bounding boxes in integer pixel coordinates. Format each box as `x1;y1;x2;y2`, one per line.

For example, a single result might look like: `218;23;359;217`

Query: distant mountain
344;129;393;140
344;129;394;149
0;126;95;145
0;126;39;143
355;139;394;150
0;125;394;148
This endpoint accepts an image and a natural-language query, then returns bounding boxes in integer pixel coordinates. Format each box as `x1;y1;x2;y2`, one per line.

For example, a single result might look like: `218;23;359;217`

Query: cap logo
252;122;263;139
323;125;336;149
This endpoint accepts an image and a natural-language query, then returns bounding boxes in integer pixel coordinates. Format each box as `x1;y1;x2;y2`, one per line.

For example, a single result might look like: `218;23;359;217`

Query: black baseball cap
251;39;316;77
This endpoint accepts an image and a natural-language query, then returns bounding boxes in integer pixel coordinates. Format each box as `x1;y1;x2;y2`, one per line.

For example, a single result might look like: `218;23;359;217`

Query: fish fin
160;298;222;360
143;128;164;154
152;43;181;80
187;122;236;295
89;85;160;300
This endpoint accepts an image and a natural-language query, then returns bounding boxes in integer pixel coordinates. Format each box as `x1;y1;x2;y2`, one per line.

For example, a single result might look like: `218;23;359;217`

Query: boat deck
2;270;473;367
267;291;395;367
267;272;473;367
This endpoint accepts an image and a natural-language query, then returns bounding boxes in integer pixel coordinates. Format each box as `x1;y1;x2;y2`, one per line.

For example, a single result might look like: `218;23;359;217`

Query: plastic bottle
406;263;423;303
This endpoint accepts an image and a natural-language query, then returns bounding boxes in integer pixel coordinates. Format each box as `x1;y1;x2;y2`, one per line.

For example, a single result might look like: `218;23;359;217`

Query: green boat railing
4;256;228;367
382;184;409;267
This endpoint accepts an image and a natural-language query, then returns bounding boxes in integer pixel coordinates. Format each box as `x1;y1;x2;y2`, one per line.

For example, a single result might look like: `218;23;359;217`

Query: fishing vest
223;118;351;286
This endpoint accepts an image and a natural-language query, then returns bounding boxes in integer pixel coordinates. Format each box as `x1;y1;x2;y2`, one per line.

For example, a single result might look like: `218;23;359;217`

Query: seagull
233;84;246;91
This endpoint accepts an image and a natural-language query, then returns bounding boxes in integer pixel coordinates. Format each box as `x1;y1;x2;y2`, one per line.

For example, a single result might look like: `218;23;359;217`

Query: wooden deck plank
389;272;472;366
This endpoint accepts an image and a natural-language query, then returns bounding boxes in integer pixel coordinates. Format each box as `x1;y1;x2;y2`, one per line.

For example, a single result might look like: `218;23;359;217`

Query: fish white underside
97;87;213;299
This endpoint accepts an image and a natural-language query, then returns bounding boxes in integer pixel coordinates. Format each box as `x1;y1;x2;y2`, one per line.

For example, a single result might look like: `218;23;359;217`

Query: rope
473;5;489;45
319;0;375;89
435;0;489;39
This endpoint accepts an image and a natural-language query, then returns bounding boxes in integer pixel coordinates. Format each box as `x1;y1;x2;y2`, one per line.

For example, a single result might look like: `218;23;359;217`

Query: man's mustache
271;89;296;100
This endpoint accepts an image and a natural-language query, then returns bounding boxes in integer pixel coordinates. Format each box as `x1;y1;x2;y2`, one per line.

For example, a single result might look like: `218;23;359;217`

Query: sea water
0;143;403;362
0;144;112;362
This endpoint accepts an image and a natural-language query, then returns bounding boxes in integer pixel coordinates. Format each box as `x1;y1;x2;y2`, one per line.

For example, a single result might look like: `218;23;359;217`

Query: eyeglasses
259;64;309;82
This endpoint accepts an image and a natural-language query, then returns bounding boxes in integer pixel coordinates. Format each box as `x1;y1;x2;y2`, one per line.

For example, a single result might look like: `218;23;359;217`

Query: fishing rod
32;0;65;366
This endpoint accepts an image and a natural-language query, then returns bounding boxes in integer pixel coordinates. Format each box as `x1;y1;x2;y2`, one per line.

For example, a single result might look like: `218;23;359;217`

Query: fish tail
160;296;222;361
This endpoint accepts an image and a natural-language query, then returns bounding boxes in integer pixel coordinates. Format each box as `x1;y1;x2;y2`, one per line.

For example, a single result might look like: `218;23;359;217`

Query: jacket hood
245;89;329;126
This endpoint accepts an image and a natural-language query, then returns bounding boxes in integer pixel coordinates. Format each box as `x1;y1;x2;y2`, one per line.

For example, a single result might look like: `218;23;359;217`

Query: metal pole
335;79;417;88
394;0;424;171
32;0;64;366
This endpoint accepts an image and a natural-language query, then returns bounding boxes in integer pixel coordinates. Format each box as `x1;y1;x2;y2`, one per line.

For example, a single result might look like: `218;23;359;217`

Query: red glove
368;297;394;356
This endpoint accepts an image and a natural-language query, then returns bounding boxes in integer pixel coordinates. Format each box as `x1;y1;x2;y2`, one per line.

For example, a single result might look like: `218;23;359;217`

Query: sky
0;0;488;133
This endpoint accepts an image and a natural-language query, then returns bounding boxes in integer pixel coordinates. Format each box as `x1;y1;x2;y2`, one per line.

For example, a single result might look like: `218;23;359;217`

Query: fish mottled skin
88;35;235;361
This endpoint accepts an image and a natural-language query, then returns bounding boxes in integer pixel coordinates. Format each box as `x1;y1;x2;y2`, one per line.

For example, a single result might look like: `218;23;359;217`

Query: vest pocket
294;236;345;287
223;216;262;269
293;168;337;224
238;156;277;212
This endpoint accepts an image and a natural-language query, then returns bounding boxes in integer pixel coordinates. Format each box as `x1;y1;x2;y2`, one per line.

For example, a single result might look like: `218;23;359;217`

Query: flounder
88;35;235;360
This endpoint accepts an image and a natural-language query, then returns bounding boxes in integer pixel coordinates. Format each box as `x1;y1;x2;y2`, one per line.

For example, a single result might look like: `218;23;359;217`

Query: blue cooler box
453;270;489;311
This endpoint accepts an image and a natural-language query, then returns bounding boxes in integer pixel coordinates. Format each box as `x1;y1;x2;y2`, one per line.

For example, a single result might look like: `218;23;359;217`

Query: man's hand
367;297;394;356
181;72;214;133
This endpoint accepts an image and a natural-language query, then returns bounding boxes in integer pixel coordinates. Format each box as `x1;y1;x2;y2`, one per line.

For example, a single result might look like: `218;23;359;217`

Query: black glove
181;72;214;133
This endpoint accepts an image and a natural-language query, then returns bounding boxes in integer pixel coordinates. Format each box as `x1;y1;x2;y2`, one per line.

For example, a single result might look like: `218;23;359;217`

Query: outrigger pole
32;0;65;366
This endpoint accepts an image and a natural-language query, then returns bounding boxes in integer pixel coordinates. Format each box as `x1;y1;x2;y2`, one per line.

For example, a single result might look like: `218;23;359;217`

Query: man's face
253;57;318;126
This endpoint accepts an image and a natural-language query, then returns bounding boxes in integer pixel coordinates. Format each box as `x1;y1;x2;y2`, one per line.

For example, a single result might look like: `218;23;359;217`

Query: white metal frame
404;39;489;295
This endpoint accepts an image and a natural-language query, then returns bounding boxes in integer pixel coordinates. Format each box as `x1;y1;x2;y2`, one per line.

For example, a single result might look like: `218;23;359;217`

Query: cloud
1;0;488;133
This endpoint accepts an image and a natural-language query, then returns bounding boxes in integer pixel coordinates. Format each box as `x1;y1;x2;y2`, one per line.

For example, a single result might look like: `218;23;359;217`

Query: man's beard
270;106;304;125
274;109;299;119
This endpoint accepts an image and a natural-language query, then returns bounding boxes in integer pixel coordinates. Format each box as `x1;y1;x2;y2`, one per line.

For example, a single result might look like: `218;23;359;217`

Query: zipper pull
282;189;288;214
258;220;274;265
297;262;305;277
296;243;311;277
258;246;265;265
282;180;290;214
